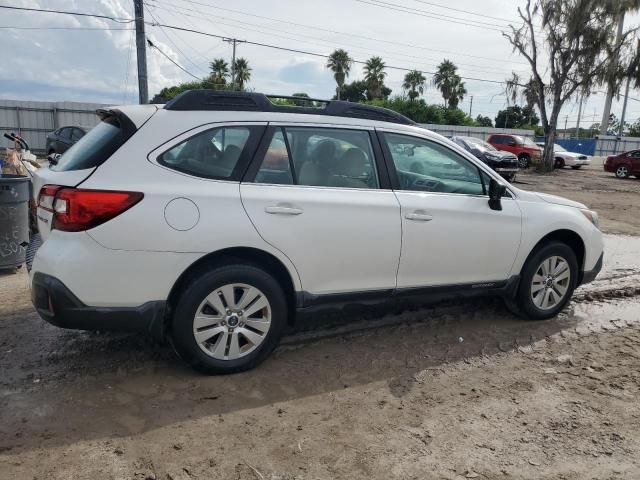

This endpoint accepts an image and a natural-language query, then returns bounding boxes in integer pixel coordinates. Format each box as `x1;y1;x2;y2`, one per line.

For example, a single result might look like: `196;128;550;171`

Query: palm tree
209;58;229;89
433;59;458;105
447;77;467;108
402;70;426;101
232;57;251;91
363;56;386;99
326;49;353;100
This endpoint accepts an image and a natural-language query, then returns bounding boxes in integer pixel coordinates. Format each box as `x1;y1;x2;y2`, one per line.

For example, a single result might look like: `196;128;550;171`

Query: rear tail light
38;185;143;232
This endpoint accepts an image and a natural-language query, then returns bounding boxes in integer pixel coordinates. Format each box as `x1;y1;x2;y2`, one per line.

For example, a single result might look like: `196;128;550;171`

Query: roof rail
163;90;416;126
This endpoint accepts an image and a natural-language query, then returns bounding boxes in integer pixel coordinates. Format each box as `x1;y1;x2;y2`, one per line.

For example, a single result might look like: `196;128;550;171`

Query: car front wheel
554;157;565;169
514;242;578;320
171;264;287;374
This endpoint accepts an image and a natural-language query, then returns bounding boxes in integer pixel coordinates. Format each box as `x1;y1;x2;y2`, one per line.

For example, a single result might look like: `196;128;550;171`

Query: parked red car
604;150;640;178
487;134;542;169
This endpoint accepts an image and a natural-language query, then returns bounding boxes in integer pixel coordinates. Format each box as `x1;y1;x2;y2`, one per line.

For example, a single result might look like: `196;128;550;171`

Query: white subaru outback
30;91;603;374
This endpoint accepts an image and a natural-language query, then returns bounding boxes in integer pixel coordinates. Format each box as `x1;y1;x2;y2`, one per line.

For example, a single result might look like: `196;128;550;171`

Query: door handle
405;211;433;222
265;205;303;215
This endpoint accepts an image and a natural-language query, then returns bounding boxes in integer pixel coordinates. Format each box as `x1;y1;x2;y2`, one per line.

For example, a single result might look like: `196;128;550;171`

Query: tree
476;115;493;127
209;58;229;89
326;49;353;100
447;77;467;108
403;70;426;101
334;80;367;102
232;57;251;91
363;56;387;99
504;0;636;171
627;118;640;136
433;59;458;105
505;72;540;125
495;105;540;128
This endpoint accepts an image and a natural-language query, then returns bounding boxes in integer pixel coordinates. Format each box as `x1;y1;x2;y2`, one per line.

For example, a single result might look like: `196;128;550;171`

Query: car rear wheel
518;154;530;169
554;157;565;169
616;165;630;178
171;264;287;374
513;242;578;320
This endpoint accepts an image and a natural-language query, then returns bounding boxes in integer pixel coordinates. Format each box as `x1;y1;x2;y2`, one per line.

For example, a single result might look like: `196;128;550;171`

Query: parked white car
30;91;604;374
536;142;591;169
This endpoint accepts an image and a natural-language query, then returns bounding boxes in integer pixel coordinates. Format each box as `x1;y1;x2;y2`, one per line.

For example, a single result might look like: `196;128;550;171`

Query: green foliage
403;70;426;101
334;81;391;102
433;59;466;108
366;96;475;125
475;115;493;127
363;56;387;99
495;105;540;128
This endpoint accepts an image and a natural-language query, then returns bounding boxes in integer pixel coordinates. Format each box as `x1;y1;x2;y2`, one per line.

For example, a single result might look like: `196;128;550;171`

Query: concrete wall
0;100;108;154
418;124;535;140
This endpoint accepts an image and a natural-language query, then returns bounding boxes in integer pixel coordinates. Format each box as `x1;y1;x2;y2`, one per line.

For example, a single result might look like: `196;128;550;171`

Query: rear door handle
265;205;303;215
405;211;433;222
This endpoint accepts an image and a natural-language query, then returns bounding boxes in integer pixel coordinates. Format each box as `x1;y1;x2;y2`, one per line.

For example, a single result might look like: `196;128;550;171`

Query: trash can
0;174;30;271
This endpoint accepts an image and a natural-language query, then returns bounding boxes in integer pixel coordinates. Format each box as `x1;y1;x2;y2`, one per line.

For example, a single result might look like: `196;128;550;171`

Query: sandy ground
516;160;640;236
1;166;639;479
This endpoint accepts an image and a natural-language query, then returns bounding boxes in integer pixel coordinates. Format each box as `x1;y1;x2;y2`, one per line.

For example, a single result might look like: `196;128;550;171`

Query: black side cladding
163;90;417;126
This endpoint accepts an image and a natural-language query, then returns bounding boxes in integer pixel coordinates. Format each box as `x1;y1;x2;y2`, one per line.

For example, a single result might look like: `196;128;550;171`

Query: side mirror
47;153;61;165
488;178;507;211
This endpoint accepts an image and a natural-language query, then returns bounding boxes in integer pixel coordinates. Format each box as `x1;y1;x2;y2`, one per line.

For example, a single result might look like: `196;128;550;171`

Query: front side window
71;128;84;141
60;127;72;140
254;127;379;189
159;126;251;179
383;133;484;196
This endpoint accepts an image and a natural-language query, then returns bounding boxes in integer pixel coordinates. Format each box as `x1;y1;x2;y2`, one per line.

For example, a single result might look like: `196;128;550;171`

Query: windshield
513;136;538;147
554;143;567;152
464;137;497;152
52;116;128;171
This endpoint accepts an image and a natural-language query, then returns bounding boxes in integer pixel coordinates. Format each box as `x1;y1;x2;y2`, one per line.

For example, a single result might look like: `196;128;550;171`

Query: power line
0;25;133;30
147;0;524;78
163;0;529;65
353;0;507;32
0;3;517;86
0;4;134;23
146;38;201;80
407;0;521;23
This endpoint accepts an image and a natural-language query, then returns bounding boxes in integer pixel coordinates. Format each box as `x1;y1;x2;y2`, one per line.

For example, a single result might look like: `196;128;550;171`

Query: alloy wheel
192;283;272;360
530;256;571;310
616;165;629;178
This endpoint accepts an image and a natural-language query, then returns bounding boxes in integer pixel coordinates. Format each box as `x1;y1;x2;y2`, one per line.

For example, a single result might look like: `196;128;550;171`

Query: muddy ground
1;165;639;480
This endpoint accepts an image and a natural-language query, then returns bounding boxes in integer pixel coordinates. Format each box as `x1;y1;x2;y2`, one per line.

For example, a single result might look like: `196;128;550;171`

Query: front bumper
580;252;603;285
32;272;166;337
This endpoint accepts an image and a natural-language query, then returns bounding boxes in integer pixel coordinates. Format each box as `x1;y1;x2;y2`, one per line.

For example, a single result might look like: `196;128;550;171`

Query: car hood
534;192;586;209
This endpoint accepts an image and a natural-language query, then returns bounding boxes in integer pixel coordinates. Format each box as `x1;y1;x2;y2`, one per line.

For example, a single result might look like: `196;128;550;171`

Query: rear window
52;116;129;172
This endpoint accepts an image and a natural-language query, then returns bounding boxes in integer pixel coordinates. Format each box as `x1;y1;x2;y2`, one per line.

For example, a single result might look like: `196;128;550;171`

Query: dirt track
1;166;639;480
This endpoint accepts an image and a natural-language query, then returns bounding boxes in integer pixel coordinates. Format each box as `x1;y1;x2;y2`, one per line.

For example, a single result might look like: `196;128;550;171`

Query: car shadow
0;296;584;454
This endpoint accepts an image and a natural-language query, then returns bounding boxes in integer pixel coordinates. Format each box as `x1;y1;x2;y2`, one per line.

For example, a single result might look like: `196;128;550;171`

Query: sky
1;0;640;129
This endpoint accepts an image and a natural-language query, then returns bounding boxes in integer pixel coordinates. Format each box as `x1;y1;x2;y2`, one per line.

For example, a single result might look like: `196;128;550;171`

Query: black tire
554;157;565;169
514;242;578;320
171;264;287;374
518;154;530;169
615;164;630;178
571;166;581;169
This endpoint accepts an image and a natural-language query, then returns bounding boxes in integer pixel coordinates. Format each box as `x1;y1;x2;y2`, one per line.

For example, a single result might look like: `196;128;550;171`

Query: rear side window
52;117;128;172
158;126;252;180
253;127;379;189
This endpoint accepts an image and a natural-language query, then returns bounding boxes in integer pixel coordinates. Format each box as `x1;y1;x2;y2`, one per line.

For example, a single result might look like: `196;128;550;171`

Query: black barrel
0;174;30;270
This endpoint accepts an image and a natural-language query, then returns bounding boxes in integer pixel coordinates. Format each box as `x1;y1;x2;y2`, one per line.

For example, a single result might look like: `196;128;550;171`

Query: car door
378;129;522;289
630;150;640;174
241;124;401;299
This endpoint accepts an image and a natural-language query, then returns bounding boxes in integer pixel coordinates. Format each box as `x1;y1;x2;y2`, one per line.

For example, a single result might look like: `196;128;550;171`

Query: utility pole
133;0;148;104
223;38;246;90
468;96;473;117
619;76;632;138
564;115;568;138
575;94;584;139
599;12;625;135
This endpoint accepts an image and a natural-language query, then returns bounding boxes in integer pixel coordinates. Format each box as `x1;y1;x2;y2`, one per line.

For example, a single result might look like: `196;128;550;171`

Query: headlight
581;209;600;230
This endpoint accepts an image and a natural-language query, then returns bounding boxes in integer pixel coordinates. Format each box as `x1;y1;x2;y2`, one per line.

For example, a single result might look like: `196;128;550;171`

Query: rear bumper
31;272;166;337
580;252;603;285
